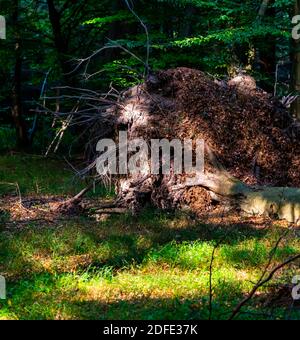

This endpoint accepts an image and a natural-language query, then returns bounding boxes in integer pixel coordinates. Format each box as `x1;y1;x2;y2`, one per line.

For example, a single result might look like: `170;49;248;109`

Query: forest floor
0;154;300;320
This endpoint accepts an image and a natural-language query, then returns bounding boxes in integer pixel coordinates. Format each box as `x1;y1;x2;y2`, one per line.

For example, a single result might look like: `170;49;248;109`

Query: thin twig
124;0;150;77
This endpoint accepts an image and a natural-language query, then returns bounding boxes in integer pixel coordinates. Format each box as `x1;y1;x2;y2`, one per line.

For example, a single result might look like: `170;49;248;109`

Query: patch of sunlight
0;308;18;320
145;241;215;269
77;264;255;304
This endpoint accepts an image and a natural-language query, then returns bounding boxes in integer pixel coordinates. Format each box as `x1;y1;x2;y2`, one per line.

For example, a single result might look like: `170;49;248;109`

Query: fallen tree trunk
173;171;300;223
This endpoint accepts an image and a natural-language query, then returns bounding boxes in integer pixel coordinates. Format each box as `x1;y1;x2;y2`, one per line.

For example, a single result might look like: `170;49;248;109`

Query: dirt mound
102;67;300;217
144;67;300;187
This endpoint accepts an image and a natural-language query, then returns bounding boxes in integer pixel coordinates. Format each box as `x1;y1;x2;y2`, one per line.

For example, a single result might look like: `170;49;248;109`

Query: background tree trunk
11;0;28;149
46;0;71;78
291;0;300;119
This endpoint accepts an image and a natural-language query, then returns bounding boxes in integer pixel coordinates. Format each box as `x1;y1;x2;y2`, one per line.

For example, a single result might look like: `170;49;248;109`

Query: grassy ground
0;154;299;320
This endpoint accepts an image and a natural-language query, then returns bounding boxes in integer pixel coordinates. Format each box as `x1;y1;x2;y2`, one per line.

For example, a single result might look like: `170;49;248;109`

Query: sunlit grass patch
145;241;214;269
1;256;294;320
0;266;250;320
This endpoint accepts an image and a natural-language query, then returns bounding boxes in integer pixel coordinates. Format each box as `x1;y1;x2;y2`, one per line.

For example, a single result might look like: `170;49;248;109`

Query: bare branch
124;0;150;76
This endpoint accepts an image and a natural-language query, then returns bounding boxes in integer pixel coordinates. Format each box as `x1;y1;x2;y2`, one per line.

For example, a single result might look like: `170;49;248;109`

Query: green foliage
0;0;296;149
102;58;143;87
84;11;134;27
173;26;289;48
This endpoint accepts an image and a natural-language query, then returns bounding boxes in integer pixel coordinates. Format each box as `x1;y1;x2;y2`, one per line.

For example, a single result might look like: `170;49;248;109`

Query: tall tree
11;0;28;149
292;0;300;119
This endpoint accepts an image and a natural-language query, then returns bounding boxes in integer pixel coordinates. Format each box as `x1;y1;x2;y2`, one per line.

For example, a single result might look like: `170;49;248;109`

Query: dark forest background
0;0;299;154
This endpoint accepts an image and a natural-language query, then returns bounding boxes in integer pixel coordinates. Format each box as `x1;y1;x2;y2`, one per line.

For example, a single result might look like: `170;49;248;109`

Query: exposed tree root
52;68;300;222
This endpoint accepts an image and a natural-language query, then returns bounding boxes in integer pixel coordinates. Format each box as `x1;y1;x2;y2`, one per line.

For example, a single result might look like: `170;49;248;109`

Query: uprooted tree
52;68;300;224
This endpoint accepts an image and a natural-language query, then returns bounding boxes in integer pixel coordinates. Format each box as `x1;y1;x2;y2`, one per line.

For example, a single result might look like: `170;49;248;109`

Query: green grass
0;154;79;195
0;153;114;197
0;155;300;320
